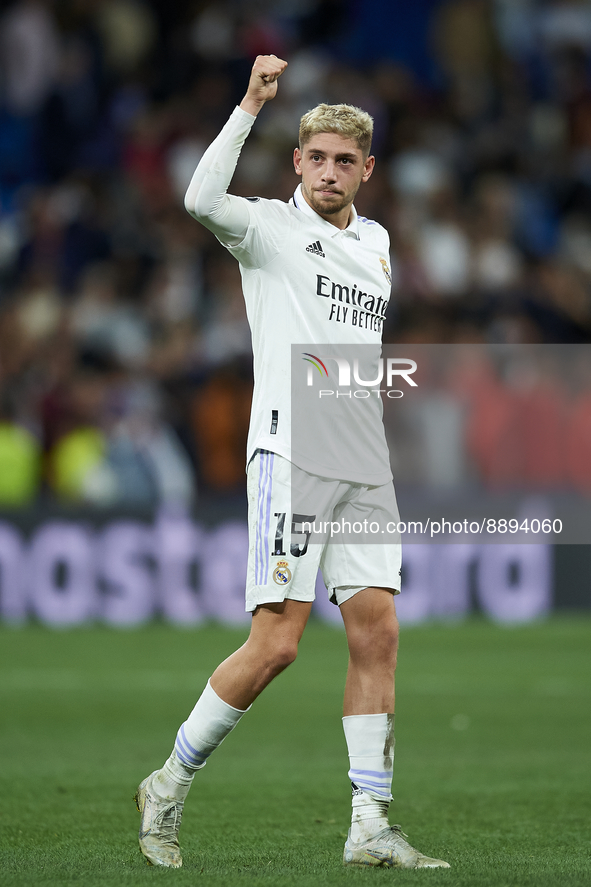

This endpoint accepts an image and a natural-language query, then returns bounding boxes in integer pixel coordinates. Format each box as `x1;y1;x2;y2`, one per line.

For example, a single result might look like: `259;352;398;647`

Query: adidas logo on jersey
306;240;325;257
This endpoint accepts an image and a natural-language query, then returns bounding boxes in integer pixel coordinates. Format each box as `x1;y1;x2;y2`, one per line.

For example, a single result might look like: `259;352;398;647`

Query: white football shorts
245;449;402;612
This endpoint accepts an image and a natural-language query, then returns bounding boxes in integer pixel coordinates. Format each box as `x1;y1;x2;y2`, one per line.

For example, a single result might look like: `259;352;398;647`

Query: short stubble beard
303;183;355;217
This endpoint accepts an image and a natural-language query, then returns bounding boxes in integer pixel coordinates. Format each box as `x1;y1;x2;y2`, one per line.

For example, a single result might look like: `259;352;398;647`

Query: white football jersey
186;107;393;485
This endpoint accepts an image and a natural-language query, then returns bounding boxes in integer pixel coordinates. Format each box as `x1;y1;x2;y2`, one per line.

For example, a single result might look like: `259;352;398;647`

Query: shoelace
389;825;410;842
153;800;183;842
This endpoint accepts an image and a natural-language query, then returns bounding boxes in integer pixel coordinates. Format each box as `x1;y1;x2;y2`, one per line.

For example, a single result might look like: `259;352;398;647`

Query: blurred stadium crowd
1;0;591;509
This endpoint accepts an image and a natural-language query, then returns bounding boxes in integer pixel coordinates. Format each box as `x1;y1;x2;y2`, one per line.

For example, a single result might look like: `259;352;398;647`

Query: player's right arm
184;55;287;247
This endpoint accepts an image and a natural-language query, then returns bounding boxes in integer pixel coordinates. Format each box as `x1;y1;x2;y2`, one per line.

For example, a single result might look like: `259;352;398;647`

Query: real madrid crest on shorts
380;257;392;285
273;560;292;585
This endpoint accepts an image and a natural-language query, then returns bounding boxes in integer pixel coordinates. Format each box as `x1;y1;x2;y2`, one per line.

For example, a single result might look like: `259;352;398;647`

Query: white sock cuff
206;680;251;716
342;713;395;757
343;713;395;803
189;680;249;738
174;680;250;770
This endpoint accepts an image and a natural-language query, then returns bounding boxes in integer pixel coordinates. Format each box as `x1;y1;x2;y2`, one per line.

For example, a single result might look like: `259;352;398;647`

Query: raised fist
240;55;288;116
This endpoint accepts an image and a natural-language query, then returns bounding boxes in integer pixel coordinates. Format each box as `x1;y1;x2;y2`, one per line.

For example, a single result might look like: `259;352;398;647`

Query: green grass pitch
1;616;590;886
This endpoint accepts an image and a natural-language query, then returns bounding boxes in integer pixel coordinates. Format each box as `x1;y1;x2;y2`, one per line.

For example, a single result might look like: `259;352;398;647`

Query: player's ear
361;155;375;183
293;147;302;176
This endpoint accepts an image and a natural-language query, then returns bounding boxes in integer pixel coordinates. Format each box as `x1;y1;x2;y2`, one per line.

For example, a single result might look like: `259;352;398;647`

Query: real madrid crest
380;257;392;286
273;560;292;585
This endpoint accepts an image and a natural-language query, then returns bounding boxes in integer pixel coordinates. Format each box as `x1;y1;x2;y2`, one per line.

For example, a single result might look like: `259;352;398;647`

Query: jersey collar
291;184;360;239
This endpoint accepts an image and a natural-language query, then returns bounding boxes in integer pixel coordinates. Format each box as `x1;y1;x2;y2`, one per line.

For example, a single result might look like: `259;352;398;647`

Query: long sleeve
184;106;256;246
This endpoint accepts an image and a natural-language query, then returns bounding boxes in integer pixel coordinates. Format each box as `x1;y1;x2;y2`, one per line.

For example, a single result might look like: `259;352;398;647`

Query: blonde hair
299;104;374;156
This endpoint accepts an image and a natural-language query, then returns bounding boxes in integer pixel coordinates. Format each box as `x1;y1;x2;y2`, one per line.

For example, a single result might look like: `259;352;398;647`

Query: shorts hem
245;592;314;612
329;584;401;607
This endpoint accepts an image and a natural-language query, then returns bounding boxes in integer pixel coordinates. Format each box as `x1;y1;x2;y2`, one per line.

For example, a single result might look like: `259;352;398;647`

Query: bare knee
383;614;400;652
267;640;299;673
246;636;298;681
348;613;399;668
245;599;311;680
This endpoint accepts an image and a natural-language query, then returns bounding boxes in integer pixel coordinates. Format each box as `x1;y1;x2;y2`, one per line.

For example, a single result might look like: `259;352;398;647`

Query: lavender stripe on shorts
255;451;274;586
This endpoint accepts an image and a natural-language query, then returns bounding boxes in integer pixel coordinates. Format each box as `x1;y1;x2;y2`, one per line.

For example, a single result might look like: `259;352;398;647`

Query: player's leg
210;597;312;709
340;586;398;842
323;479;449;868
155;597;311;795
134;598;312;868
338;586;449;868
134;451;326;867
341;585;398;716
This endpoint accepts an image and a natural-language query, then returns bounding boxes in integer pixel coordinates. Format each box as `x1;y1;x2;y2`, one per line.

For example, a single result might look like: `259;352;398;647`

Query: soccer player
134;55;450;871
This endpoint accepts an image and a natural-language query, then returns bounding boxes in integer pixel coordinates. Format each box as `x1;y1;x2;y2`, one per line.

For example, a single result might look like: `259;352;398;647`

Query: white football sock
153;680;249;802
343;713;395;843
